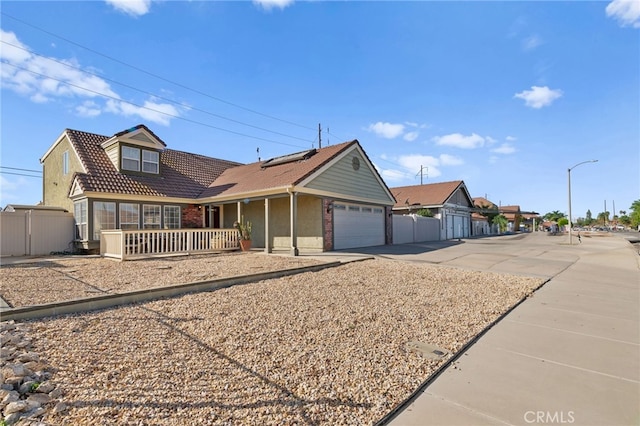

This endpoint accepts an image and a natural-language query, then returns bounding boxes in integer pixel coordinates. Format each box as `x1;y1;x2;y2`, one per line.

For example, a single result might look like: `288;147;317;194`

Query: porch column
264;198;272;253
236;201;242;222
290;191;299;256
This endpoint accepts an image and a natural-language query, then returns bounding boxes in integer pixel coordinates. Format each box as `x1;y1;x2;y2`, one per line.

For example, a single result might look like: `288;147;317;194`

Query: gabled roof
473;196;497;209
391;180;470;208
65;128;241;199
199;141;359;199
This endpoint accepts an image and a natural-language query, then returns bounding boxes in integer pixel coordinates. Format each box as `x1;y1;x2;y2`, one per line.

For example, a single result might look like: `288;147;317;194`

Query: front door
204;205;220;228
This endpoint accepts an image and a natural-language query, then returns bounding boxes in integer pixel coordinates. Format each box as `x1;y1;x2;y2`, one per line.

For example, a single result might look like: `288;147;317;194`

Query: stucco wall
42;135;83;211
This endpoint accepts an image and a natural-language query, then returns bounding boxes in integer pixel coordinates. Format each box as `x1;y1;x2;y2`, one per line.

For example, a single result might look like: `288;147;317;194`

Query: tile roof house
390;180;474;240
472;196;499;236
40;125;396;255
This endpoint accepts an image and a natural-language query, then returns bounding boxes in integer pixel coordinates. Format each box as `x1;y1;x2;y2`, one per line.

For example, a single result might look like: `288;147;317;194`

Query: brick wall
182;204;203;228
323;199;333;251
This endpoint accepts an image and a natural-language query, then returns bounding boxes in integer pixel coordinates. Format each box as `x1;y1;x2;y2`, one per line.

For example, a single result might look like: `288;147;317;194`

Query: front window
119;203;139;229
164;206;180;229
122;146;140;171
62;150;69;175
74;200;88;240
142;150;159;174
143;205;161;229
93;202;116;240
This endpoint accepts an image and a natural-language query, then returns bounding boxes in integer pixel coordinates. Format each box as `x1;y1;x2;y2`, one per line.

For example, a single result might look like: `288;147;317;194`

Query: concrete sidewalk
385;233;639;425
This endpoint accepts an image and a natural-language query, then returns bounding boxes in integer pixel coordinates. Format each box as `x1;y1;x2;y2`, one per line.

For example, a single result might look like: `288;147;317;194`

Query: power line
2;61;308;149
0;171;41;178
2;12;317;132
1;40;314;144
0;166;42;173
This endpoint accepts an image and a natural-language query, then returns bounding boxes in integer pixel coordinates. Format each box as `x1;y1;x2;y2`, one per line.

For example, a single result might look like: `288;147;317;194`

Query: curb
1;261;346;322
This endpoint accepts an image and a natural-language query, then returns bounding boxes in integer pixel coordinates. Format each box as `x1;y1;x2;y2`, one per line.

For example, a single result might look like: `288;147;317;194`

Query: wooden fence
101;229;240;260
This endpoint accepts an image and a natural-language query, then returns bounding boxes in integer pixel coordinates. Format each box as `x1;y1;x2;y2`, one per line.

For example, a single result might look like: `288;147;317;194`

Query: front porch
101;228;240;260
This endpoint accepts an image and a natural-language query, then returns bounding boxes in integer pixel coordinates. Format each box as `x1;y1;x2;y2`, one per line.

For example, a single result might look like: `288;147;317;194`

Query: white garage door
334;203;385;250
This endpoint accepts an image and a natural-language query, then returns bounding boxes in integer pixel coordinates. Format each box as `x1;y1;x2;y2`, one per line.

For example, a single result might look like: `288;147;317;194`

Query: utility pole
318;123;322;149
416;165;428;185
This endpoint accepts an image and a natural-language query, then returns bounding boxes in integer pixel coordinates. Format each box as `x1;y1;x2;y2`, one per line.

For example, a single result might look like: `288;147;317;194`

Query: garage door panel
334;204;384;250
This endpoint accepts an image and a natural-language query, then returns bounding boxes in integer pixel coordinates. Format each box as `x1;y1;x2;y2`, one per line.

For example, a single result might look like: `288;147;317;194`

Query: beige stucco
42;134;83;212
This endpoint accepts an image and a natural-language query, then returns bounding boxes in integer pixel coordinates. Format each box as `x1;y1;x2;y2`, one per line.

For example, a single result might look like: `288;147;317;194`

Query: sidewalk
386;234;639;425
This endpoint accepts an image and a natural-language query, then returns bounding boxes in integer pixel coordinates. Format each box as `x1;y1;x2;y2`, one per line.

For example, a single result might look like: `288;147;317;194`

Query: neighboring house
499;205;522;233
40;124;395;255
471;196;499;236
390;180;474;240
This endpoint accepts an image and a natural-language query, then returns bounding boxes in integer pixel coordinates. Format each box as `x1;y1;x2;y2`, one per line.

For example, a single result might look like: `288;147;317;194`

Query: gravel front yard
1;255;545;425
0;253;323;308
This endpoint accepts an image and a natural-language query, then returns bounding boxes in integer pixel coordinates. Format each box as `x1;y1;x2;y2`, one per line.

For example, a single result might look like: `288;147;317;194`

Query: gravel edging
2;258;545;425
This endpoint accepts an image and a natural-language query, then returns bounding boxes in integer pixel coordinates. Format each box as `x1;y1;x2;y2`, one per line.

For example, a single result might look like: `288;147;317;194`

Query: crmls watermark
524;411;575;424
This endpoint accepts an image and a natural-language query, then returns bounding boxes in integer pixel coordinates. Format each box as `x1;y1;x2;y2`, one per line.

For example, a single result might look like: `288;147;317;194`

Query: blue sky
1;0;638;220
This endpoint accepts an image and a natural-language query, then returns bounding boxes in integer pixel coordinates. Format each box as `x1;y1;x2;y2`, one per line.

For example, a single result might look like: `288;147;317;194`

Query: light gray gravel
2;257;544;425
0;253;323;307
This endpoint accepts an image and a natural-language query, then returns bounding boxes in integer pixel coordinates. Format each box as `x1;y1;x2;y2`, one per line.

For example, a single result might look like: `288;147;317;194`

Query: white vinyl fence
392;214;440;244
0;210;75;256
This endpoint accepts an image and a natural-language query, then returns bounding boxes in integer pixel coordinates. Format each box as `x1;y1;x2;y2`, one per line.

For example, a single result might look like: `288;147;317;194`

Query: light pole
568;159;598;245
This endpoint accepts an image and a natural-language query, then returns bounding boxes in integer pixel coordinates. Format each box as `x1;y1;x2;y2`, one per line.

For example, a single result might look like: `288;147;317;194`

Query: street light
568;159;598;245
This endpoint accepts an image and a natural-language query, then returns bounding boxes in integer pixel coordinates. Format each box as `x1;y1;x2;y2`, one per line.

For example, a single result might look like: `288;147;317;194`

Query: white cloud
432;133;485;149
522;35;543;51
491;143;516;154
506;136;517;142
105;0;152;17
606;0;640;28
253;0;295;11
76;101;102;117
1;30;180;125
106;98;180;126
367;122;405;139
380;168;410;183
514;85;563;108
403;131;419;142
439;154;464;166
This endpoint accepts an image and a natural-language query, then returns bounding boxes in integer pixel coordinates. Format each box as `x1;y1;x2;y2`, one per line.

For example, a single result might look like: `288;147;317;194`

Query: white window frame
163;205;181;229
62;150;69;175
142;150;159;174
122;146;140;172
93;202;116;240
119;203;140;230
74;200;88;240
143;204;161;229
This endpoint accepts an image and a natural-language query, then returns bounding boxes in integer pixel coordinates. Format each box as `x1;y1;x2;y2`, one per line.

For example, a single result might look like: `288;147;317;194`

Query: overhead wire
0;166;42;173
1;40;314;144
1;12;317;132
0;171;42;178
2;61;308;149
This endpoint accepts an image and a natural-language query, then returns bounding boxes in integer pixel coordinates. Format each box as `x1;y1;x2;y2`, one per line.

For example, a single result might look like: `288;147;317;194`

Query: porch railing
100;229;239;260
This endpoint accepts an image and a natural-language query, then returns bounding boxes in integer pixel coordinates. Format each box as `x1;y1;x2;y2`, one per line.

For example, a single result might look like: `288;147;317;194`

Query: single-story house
499;205;522;233
390;180;473;240
471;196;499;236
40;124;396;255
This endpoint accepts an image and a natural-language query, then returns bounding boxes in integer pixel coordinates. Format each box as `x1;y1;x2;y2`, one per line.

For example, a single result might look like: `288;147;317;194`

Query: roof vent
261;149;317;168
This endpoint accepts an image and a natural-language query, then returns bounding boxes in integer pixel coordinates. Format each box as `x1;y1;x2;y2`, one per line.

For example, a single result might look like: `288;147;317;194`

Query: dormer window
122;146;140;171
121;146;159;174
142;150;159;173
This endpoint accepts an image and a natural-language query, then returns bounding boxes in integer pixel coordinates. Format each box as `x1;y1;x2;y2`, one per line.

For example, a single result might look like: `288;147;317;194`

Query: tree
630;200;640;229
597;211;610;226
416;208;433;217
477;202;499;223
585;209;593;224
558;217;569;229
493;214;508;233
543;210;565;222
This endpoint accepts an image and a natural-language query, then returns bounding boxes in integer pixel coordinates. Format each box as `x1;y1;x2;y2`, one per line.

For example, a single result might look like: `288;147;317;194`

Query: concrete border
1;260;348;322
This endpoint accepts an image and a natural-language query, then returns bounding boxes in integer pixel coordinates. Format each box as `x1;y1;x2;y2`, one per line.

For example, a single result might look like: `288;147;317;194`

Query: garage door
334;203;385;250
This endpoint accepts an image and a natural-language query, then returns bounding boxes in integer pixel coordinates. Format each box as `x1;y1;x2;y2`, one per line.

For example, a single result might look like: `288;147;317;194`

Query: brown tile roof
200;141;358;198
113;124;167;146
473;197;497;209
391;180;464;208
67;128;241;199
